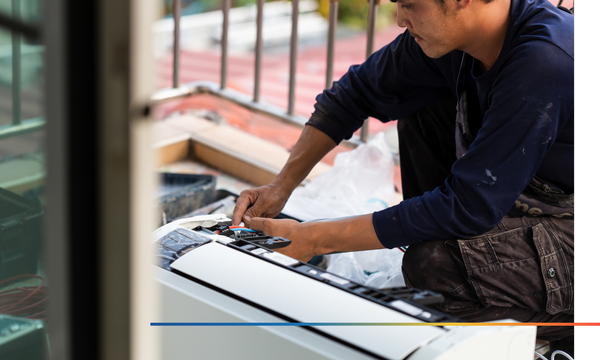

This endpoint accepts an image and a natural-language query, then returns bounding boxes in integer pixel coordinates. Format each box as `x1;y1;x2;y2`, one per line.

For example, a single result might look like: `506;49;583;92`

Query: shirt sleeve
373;40;574;247
306;32;451;144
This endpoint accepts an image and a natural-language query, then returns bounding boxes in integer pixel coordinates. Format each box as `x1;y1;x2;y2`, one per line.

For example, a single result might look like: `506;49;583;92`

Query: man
232;0;574;356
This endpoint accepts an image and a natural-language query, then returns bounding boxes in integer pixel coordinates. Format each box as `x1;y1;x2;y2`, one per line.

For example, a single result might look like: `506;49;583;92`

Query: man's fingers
232;199;248;225
247;218;298;235
243;202;267;222
233;185;288;225
232;191;254;225
246;217;268;233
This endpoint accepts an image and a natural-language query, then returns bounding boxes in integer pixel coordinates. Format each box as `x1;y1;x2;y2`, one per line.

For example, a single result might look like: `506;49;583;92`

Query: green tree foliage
162;0;398;29
317;0;397;30
162;0;278;18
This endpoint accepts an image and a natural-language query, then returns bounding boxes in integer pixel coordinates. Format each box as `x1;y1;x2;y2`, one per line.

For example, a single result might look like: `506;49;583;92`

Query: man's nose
397;11;411;28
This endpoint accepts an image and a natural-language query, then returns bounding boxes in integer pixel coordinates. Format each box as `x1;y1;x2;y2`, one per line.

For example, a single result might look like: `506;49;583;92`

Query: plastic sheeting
282;133;405;288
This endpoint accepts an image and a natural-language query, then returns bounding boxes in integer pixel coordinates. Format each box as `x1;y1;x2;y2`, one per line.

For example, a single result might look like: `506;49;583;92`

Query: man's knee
402;241;461;291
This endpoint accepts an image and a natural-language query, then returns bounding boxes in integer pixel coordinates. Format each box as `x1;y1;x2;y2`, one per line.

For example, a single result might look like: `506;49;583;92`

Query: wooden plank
154;115;332;186
152;120;190;143
188;122;331;186
162;114;219;134
154;137;190;167
191;141;276;186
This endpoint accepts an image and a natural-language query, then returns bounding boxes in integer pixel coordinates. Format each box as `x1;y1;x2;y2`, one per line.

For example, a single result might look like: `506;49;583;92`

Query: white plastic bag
326;249;406;289
282;132;404;289
282;132;395;221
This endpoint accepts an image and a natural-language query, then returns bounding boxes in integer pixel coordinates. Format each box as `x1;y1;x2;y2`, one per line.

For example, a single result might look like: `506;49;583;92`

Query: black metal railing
152;0;384;149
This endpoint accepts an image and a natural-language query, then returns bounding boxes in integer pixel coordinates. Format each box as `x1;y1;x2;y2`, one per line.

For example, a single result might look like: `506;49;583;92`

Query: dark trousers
397;95;574;342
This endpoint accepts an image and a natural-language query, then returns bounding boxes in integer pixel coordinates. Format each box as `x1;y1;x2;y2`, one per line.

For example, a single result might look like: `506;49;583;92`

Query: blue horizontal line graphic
151;323;349;327
150;322;589;327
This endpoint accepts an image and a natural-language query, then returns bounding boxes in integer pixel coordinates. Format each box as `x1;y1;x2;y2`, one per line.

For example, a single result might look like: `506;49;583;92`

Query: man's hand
232;184;290;225
232;126;337;225
246;214;386;263
246;217;317;262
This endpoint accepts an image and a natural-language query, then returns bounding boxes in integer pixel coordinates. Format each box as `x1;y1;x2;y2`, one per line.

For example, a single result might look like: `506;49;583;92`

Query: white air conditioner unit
151;215;536;360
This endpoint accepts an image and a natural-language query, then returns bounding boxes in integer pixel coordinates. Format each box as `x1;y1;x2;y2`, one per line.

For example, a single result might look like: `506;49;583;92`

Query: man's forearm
305;214;386;255
272;125;337;194
250;214;386;262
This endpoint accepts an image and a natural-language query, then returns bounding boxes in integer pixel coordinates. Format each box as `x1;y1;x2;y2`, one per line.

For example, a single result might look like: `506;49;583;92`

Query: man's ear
453;0;473;11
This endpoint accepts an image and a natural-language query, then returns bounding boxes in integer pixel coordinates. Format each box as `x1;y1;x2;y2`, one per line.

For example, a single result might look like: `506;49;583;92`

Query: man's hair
435;0;495;5
434;0;495;12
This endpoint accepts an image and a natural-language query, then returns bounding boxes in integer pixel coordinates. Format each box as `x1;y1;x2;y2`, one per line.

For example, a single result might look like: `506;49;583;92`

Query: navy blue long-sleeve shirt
306;0;574;247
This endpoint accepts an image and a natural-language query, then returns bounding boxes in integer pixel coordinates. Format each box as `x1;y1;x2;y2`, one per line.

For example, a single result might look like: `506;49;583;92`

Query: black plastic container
158;173;217;224
0;187;42;281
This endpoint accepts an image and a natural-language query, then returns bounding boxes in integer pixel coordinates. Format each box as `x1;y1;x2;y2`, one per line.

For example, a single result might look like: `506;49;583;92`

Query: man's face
396;0;466;58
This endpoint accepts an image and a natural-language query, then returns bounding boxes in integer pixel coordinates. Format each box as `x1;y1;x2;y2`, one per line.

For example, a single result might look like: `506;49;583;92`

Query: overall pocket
457;221;573;314
531;222;573;315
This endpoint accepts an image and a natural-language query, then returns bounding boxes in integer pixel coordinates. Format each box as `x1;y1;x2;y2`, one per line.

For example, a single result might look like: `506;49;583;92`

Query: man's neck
462;0;512;73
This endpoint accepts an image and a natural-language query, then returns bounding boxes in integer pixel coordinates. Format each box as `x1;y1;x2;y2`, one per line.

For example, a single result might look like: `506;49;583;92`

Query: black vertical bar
66;0;100;357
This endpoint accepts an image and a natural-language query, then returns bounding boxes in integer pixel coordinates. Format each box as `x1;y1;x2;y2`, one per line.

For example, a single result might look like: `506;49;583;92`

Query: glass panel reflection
0;0;48;357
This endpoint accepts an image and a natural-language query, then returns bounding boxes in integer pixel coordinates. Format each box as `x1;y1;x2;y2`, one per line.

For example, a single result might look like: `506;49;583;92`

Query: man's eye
390;0;411;7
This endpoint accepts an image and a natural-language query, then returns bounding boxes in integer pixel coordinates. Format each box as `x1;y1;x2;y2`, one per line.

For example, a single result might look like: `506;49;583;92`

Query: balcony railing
151;0;385;150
